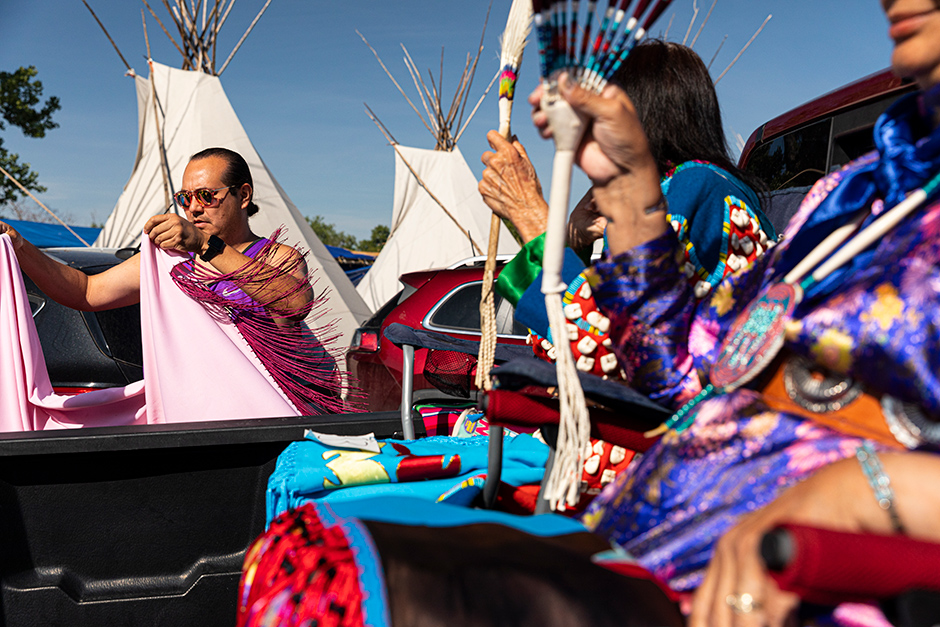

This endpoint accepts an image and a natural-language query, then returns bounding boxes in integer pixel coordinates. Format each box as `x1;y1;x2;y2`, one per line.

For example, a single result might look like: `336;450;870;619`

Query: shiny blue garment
583;89;940;592
771;89;940;311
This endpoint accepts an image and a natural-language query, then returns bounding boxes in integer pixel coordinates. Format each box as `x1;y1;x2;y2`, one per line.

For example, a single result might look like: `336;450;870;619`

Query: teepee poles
85;0;263;75
0;165;92;247
82;0;134;74
476;0;533;397
142;10;175;214
533;0;675;509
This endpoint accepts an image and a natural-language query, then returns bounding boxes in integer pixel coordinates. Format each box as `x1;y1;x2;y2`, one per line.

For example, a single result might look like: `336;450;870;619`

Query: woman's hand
479;131;548;244
531;74;666;255
567;189;606;253
529;76;658;187
690;451;940;627
144;214;207;255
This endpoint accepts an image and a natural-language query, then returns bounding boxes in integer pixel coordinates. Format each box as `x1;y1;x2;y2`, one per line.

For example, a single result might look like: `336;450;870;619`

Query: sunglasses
174;186;235;209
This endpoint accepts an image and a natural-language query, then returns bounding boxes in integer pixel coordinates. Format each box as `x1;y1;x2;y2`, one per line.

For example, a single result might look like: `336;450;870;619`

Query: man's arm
0;220;141;311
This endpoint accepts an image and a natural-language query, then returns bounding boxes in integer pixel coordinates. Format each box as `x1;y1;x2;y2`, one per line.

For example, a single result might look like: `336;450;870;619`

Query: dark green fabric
495;233;546;307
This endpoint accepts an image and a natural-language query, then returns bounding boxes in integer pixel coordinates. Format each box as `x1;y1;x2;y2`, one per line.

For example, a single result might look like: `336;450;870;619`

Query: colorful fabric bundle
238;497;684;627
581;90;940;593
266;433;550;522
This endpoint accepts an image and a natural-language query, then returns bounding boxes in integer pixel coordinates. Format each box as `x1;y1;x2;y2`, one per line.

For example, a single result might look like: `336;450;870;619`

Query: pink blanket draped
0;234;300;432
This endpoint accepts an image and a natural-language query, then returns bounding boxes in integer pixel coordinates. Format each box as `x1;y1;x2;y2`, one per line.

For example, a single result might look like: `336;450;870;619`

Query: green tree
0;66;61;207
306;215;359;250
357;224;390;252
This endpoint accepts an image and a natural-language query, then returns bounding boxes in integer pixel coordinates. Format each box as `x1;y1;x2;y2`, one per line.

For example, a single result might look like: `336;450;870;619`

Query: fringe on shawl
169;228;364;415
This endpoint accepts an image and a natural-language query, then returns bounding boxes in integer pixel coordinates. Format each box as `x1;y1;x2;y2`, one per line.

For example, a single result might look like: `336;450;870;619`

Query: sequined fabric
583;95;940;591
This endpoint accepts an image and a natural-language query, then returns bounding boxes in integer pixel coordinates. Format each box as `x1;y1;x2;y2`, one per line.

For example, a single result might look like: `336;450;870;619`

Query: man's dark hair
190;147;260;216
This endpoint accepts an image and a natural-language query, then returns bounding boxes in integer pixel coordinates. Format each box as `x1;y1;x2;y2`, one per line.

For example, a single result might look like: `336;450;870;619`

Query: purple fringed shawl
169;229;359;416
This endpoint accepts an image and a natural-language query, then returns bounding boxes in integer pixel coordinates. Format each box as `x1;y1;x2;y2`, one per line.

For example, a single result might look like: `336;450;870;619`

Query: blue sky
2;1;893;239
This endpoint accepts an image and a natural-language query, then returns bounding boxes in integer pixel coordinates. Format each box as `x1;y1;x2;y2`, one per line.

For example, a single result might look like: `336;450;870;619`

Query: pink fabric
0;234;299;432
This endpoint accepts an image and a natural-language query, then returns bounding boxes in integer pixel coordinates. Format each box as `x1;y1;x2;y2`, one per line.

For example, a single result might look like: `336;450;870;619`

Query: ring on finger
725;592;762;614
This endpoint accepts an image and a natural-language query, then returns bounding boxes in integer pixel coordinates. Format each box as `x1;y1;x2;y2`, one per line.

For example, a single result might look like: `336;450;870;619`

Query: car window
363;289;404;329
427;283;483;332
745;118;832;190
426;282;526;337
829;94;906;171
93;305;144;366
496;294;529;336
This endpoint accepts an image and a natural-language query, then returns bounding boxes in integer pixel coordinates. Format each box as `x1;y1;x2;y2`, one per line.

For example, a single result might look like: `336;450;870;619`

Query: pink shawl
0;234;299;432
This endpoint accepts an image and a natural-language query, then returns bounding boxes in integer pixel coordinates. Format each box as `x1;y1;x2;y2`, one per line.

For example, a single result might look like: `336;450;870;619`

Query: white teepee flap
356;145;520;312
96;62;372;347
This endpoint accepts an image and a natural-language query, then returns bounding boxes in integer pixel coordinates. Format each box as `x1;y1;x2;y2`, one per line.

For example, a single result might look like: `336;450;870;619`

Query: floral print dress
581;92;940;592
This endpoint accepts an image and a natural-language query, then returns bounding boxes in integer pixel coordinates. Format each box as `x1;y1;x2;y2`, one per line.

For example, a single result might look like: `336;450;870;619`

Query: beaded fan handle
532;0;674;509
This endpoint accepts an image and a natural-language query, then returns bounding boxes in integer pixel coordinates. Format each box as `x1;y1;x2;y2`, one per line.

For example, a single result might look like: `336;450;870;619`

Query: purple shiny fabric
582;101;940;591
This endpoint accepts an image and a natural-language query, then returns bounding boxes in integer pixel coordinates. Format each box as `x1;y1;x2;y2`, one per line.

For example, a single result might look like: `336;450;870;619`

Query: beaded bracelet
856;442;905;534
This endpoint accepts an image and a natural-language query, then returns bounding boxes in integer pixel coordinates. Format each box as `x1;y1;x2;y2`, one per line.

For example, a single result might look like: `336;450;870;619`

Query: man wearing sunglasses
0;147;312;323
0;147;344;416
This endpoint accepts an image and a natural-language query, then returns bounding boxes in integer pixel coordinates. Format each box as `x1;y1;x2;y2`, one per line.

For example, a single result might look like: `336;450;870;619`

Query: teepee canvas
95;61;371;344
356;145;519;311
354;31;520;312
85;0;375;348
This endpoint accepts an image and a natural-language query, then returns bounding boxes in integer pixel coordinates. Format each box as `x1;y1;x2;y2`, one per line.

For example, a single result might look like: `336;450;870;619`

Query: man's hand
0;220;23;251
144;214;207;255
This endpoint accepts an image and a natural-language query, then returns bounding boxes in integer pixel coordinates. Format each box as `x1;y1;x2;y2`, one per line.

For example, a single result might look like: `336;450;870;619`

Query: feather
497;0;533;136
478;0;534;396
535;0;675;89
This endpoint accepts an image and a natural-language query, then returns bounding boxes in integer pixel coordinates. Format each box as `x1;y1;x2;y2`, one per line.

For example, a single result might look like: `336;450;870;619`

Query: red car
347;255;529;412
739;68;916;190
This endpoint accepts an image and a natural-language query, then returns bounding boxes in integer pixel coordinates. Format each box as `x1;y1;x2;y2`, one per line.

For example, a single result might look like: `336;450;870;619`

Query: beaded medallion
709;282;800;391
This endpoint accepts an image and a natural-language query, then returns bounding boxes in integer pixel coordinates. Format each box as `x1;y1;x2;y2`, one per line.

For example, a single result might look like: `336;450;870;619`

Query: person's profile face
881;0;940;88
180;156;243;237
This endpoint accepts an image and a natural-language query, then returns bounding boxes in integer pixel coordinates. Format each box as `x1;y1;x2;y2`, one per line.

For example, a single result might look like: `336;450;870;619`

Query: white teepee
95;61;372;345
355;29;520;312
356;145;519;311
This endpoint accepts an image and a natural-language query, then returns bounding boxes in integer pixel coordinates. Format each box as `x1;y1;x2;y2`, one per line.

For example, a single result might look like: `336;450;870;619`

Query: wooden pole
391;146;482;255
217;0;272;75
714;14;771;85
142;10;175;214
358;31;437;138
690;0;718;48
141;0;187;62
682;0;699;46
453;68;498;145
706;34;727;70
400;46;439;136
82;0;133;73
0;165;92;247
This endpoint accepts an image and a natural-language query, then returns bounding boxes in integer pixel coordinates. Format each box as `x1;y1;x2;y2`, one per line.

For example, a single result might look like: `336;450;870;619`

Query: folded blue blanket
266;433;549;523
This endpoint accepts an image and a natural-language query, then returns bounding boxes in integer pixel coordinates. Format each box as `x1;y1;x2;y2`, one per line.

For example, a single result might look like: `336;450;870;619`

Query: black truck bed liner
0;412;416;626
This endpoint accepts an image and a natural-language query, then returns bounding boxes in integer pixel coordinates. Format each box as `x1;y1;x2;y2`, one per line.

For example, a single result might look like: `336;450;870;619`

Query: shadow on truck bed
0;412;419;626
